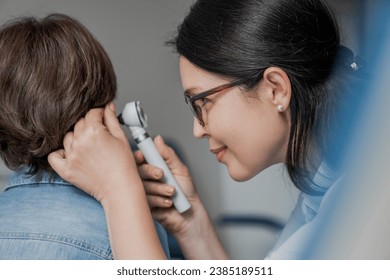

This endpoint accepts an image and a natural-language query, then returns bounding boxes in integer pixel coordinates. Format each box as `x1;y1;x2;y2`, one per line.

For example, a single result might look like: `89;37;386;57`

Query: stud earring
277;105;284;112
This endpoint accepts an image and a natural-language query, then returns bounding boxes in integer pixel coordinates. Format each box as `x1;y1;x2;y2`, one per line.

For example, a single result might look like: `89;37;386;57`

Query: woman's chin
226;162;271;182
227;167;255;182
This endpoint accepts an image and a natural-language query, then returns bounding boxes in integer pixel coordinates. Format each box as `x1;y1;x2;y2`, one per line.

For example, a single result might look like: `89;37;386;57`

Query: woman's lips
210;146;227;162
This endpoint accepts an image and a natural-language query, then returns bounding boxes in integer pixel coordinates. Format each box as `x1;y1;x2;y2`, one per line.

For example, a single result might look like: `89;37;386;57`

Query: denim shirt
0;169;169;260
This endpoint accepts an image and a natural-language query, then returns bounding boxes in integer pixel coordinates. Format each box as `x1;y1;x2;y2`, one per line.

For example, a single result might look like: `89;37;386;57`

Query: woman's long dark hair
168;0;362;194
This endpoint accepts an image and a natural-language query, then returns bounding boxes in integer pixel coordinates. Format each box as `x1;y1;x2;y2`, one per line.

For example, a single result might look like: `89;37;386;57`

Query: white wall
0;0;360;259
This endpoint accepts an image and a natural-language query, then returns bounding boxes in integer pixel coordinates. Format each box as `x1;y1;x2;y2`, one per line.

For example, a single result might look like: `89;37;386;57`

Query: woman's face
179;57;290;181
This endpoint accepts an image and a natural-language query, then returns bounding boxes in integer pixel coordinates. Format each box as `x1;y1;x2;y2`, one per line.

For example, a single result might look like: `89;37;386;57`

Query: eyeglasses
184;78;245;126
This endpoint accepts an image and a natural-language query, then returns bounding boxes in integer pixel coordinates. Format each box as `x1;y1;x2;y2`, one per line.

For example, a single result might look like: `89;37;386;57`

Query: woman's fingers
150;208;182;231
154;135;190;176
103;102;126;140
146;195;173;209
142;177;176;210
84;108;104;125
144;180;175;196
143;180;175;209
63;131;74;151
138;163;164;181
48;149;66;176
135;144;164;182
49;130;70;178
73;117;86;135
134;150;145;164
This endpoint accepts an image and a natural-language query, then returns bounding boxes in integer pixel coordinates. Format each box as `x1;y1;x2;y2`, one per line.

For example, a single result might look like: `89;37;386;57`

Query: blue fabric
266;162;340;259
0;169;169;260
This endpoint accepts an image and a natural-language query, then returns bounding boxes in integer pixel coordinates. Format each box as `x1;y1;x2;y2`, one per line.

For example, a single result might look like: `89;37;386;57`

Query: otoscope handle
137;137;191;213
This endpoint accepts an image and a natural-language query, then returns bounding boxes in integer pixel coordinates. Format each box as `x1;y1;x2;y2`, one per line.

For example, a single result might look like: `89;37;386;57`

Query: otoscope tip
117;113;124;125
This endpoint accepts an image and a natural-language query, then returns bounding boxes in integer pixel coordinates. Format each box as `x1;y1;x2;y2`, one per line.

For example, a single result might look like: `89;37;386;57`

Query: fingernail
165;199;172;205
166;187;174;195
109;102;115;112
155;135;164;144
134;150;142;158
153;169;163;178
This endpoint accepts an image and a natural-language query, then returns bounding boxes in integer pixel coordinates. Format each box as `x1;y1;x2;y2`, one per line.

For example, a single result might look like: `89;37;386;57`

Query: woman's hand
48;103;167;259
48;103;141;203
135;136;227;259
136;136;229;259
135;135;201;234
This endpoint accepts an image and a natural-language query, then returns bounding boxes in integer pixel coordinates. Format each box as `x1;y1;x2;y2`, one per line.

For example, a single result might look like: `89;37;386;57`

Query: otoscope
118;101;191;213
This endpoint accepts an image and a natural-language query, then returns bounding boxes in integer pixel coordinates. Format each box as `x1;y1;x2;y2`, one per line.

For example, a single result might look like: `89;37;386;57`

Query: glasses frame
184;78;245;126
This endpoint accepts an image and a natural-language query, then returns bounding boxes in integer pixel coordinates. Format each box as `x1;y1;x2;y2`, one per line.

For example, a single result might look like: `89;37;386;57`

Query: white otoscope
118;101;191;213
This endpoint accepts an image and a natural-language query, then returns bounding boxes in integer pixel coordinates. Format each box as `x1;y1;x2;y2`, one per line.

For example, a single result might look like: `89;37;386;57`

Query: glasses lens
185;95;204;125
193;104;204;126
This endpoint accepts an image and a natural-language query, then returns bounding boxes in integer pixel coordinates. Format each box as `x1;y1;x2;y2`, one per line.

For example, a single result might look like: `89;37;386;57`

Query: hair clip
350;62;359;71
350;56;366;72
337;45;365;72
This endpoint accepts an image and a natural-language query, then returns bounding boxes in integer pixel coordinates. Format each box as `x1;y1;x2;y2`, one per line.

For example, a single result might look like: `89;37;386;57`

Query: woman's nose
193;117;208;139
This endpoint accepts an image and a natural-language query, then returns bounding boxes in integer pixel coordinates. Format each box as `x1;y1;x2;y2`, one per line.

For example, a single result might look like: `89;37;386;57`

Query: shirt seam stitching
0;231;112;260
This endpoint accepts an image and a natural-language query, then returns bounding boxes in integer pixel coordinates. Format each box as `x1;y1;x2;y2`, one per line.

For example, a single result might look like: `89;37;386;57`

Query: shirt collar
6;168;71;190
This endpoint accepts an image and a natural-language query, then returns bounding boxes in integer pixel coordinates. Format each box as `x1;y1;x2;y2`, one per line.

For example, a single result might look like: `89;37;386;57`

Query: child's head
0;13;116;174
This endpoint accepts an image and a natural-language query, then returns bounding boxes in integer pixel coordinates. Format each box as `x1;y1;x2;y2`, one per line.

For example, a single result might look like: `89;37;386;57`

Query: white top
266;163;342;259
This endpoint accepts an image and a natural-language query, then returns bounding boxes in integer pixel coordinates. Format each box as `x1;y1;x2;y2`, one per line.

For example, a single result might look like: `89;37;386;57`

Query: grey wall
0;0;362;259
0;0;203;195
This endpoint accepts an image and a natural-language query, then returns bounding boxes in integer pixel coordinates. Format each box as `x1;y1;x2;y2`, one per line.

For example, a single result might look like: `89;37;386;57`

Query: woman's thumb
104;102;126;139
154;135;186;171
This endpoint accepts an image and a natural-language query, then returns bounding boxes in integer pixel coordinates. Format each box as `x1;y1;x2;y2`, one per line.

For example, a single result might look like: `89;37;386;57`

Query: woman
48;0;363;259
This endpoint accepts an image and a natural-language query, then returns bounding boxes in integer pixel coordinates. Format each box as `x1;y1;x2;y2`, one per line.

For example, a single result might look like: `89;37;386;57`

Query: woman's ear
260;67;292;112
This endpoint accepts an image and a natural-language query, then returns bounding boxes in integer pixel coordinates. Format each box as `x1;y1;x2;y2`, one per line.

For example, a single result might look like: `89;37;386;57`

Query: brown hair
0;14;116;174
